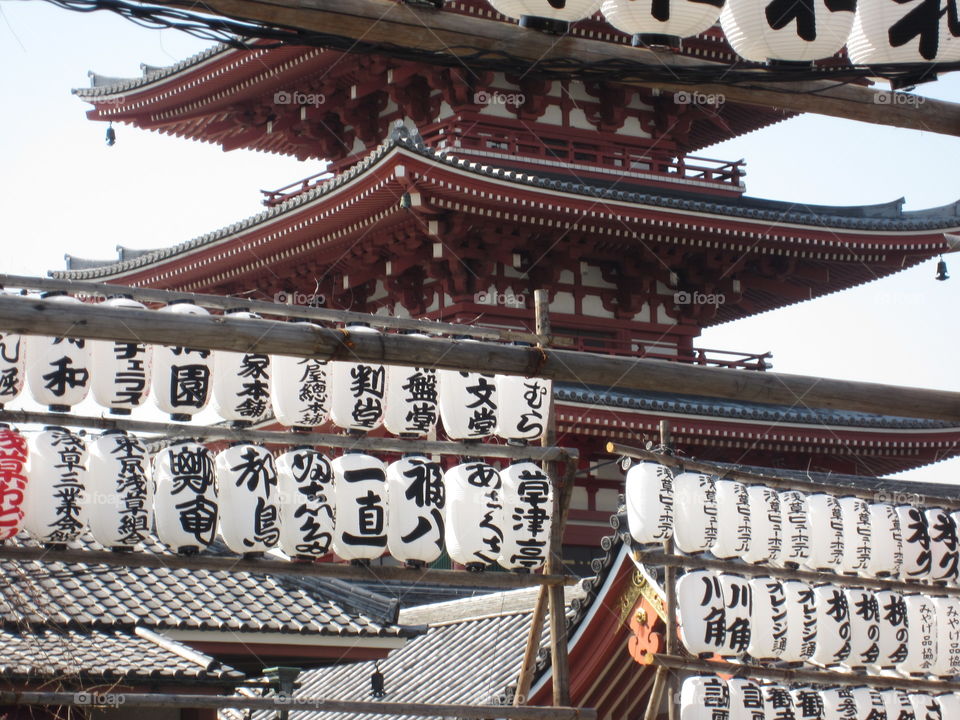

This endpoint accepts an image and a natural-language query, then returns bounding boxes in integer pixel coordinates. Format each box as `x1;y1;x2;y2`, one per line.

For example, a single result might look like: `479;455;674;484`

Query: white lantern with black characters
439;361;499;441
444;460;503;568
748;577;788;659
0;425;28;540
719;574;752;658
713;479;751;559
677;570;727;656
900;594;938;675
601;0;724;47
909;694;941;720
743;485;782;565
90;296;151;414
898;504;933;580
848;0;960;64
216;444;280;554
154;441;218;553
0;311;25;406
791;688;824;720
820;688;857;720
332;452;388;561
937;693;960;716
720;0;856;62
384;337;439;437
882;690;914;720
276;447;334;559
781;580;817;664
271;321;330;429
875;589;909;668
487;0;604;28
680;676;729;720
869;502;903;578
387;455;445;566
26;293;92;411
727;679;766;719
24;427;87;543
926;507;959;583
763;686;795;719
778;490;810;568
86;430;152;549
673;471;718;554
805;493;844;572
152;301;214;420
844;587;881;668
810;583;851;667
839;496;872;576
499;461;552;571
495;375;551;442
851;688;887;720
933;596;960;677
329;325;386;433
212;310;271;426
625;461;674;545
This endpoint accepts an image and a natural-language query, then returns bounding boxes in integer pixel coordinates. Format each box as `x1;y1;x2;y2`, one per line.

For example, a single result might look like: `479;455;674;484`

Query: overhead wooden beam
2;294;960;422
150;0;960;136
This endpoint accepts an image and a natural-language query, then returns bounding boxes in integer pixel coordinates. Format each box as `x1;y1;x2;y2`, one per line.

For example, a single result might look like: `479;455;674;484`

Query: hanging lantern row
626;462;956;584
678;569;960;679
486;0;960;65
4;425;553;571
681;675;954;720
0;299;551;442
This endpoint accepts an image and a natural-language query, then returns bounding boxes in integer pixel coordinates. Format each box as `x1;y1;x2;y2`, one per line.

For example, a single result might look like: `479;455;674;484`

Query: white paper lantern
601;0;723;46
212;310;271;425
805;493;844;572
444;460;503;568
839;496;872;576
851;688;887;720
271;322;330;429
936;693;960;716
728;679;766;720
875;589;909;668
332;452;387;561
810;583;851;666
848;0;960;64
748;577;788;659
488;0;604;23
845;587;881;668
743;485;782;565
763;686;795;719
276;447;334;559
673;471;718;554
495;375;551;441
26;294;93;411
90;296;151;414
713;479;751;559
328;326;386;433
677;570;727;656
820;688;858;720
24;427;87;543
86;430;152;549
680;676;730;720
152;302;214;420
899;594;938;675
387;455;445;566
216;444;280;554
910;693;942;720
499;461;552;571
439;366;499;440
719;573;752;657
154;441;218;553
625;461;674;545
781;580;817;663
926;508;959;583
899;504;933;580
720;0;855;62
778;490;810;568
791;689;824;720
882;690;913;720
0;425;28;540
0;326;24;407
932;596;960;677
384;343;439;437
869;502;904;578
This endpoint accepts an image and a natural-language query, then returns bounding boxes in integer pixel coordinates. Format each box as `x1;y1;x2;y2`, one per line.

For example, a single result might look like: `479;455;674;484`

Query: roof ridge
134;625;223;672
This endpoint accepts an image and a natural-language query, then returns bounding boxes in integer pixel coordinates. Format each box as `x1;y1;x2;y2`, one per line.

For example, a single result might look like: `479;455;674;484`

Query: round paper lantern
932;596;960;677
839;496;872;576
762;686;795;718
488;0;604;25
26;294;93;411
719;573;752;657
781;580;817;663
0;425;28;540
728;679;766;719
899;594;938;675
677;570;727;656
719;0;855;62
601;0;724;48
673;471;718;554
805;493;844;572
680;676;730;720
845;587;881;668
898;504;933;580
851;688;887;720
0;324;24;407
743;485;782;565
439;363;499;440
712;479;751;559
153;440;217;553
444;460;503;568
882;690;913;720
820;688;858;719
495;375;551;442
778;490;810;568
387;455;445;566
332;452;388;561
926;507;959;583
86;430;152;549
625;461;674;545
810;583;851;666
90;296;151;415
909;693;941;719
216;443;280;554
271;323;330;429
790;688;824;719
498;461;552;571
869;502;904;578
384;341;439;437
748;577;788;659
152;301;214;420
212;310;271;426
875;589;909;668
329;325;386;433
848;0;960;64
276;447;334;559
23;427;87;543
936;694;960;716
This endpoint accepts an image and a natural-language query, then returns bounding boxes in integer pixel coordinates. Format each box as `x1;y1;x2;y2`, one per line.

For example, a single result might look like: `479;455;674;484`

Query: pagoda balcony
551;333;773;371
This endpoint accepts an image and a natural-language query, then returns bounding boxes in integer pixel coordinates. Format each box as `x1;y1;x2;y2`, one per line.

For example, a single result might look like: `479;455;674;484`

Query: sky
1;0;959;482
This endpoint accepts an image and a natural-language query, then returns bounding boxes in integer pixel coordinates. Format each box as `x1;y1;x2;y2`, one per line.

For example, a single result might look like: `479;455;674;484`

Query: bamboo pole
0;691;597;719
0;409;577;464
642;668;668;720
3;295;960;422
0;546;577;589
658;422;678;720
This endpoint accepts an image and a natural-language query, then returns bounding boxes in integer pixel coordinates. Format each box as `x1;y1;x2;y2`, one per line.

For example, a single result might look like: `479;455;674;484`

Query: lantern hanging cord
42;0;960;86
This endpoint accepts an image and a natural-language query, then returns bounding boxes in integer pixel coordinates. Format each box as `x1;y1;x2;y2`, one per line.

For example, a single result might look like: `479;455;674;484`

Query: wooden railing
552;333;772;371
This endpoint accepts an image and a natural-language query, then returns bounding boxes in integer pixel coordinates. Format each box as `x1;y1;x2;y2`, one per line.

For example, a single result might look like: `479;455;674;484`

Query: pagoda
57;1;960;568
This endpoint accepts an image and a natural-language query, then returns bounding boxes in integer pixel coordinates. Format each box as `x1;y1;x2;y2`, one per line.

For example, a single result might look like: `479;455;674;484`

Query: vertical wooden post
642;668;668;720
659;420;678;720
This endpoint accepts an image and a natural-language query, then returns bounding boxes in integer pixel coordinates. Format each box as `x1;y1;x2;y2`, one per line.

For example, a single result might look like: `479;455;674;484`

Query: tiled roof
52;126;960;281
0;624;244;684
74;45;233;97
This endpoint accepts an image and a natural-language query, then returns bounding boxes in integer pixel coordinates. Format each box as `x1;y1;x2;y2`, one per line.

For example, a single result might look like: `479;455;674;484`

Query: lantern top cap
40;290;68;299
107;293;134;300
166;298;195;306
41;425;71;433
100;428;127;437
